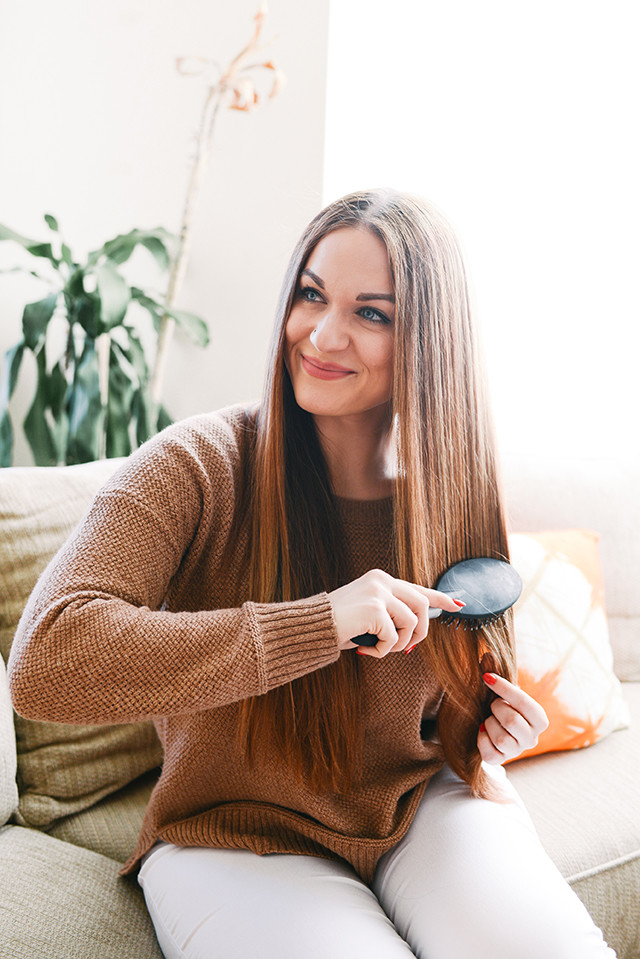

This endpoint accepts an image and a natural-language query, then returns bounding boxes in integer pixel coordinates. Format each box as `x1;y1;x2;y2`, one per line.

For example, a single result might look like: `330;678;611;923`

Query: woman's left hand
478;672;549;765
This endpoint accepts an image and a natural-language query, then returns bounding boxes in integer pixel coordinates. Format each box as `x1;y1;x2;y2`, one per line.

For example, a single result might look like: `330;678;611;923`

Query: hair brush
351;557;523;646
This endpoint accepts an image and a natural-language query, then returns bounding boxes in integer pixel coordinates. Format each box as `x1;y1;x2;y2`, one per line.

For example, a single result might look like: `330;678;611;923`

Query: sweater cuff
246;593;340;692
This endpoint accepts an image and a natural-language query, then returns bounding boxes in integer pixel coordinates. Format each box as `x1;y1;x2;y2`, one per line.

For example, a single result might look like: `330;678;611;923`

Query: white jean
138;764;616;959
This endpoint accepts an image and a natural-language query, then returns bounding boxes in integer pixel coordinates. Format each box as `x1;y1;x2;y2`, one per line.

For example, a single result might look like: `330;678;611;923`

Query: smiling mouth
300;354;355;380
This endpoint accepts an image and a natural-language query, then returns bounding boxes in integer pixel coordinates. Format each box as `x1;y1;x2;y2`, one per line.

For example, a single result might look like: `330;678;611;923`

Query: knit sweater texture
9;404;445;882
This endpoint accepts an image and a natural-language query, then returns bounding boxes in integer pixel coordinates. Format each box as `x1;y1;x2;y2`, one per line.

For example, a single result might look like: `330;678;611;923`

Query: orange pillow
507;529;629;761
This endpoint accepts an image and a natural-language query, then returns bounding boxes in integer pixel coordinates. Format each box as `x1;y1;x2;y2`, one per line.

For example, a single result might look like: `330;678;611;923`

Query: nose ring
310;328;319;349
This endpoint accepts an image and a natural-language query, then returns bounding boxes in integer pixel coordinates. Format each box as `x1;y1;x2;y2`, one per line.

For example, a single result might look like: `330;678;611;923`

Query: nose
310;311;350;354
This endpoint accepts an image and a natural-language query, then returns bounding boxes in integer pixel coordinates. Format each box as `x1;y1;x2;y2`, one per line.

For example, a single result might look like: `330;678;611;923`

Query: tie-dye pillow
507;528;630;761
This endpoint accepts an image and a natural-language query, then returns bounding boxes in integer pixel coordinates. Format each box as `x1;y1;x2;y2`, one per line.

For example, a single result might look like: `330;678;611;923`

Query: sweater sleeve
8;417;340;725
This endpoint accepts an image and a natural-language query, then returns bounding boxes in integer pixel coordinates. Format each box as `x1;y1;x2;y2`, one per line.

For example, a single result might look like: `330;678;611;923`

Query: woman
9;190;615;958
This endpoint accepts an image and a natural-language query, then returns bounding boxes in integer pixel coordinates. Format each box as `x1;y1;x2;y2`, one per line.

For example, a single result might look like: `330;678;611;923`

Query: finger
386;596;420;651
358;597;420;657
477;723;508;765
482;673;549;734
489;700;536;751
480;714;521;763
402;581;467;615
355;606;404;658
386;588;432;647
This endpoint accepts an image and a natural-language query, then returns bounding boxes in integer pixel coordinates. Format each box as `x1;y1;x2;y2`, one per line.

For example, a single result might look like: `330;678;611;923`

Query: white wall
324;0;640;458
0;0;329;464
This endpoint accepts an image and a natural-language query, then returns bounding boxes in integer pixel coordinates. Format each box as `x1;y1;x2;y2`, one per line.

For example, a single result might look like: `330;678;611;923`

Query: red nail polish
453;599;466;607
483;672;497;685
405;644;417;654
479;722;486;732
356;647;368;655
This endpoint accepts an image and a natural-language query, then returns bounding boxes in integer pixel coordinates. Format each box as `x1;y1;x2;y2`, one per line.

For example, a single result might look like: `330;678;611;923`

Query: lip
300;354;355;380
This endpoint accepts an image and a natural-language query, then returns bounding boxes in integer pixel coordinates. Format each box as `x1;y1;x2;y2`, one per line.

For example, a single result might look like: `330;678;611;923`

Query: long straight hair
237;189;515;797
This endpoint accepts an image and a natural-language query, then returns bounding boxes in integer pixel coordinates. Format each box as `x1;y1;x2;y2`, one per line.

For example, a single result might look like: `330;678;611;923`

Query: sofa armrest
0;655;18;825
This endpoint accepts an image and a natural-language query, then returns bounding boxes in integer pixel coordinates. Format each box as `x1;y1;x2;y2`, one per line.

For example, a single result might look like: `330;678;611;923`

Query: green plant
0;216;209;467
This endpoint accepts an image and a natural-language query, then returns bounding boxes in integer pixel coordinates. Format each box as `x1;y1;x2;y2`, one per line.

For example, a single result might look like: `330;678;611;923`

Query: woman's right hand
328;568;463;658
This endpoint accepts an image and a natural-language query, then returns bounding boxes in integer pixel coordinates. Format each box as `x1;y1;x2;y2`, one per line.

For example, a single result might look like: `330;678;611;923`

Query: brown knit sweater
9;404;445;882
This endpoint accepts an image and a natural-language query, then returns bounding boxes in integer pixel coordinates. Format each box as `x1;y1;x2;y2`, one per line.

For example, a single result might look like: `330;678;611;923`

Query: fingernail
483;672;497;685
405;644;417;654
479;722;486;732
453;599;466;607
356;647;368;655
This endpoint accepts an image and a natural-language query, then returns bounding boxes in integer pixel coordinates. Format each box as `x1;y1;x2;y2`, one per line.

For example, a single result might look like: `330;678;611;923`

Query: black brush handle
351;632;379;647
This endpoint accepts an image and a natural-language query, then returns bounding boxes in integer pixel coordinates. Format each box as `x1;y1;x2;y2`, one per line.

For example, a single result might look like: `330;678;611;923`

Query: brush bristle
439;613;506;631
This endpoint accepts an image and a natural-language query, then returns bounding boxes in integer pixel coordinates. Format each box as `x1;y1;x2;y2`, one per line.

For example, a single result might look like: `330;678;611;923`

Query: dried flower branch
151;2;285;403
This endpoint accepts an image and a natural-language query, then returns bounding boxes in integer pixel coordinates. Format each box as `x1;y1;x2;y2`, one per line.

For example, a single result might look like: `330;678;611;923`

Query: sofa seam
567;847;640;884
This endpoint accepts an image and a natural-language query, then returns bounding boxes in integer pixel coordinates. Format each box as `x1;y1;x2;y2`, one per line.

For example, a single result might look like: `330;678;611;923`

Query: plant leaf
93;261;131;330
23;348;58;466
131;388;155;446
22;293;58;350
0;266;50;281
105;344;134;458
130;288;162;329
0;342;26;467
89;227;177;271
65;287;101;338
122;328;150;386
44;214;60;232
61;243;73;266
1;341;26;404
157;404;173;431
64;266;85;298
46;361;69;420
66;341;105;464
130;290;209;347
0;223;60;264
139;235;172;271
0;413;12;467
44;362;69;464
163;305;210;347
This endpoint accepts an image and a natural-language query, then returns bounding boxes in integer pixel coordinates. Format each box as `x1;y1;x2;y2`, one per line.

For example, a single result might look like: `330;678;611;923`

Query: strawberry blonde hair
238;189;515;797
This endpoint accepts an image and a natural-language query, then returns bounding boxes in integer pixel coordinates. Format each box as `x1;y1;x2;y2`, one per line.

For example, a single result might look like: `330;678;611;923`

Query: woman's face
284;227;395;425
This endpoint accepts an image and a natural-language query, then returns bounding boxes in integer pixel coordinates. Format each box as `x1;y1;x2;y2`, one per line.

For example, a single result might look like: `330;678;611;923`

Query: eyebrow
300;268;325;288
300;268;395;303
356;292;395;303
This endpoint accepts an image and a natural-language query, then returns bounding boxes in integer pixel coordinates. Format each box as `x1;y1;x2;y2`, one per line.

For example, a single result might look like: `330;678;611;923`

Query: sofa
0;452;638;958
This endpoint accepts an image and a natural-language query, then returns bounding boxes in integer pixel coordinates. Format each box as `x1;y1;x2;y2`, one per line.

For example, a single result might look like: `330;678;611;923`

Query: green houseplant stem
150;0;284;403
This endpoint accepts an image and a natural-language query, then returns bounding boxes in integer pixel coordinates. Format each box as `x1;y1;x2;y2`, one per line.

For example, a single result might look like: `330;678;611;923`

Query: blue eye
298;286;323;303
359;306;391;325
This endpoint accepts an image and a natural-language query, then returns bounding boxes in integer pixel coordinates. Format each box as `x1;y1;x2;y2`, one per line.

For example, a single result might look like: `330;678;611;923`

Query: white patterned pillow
508;529;630;760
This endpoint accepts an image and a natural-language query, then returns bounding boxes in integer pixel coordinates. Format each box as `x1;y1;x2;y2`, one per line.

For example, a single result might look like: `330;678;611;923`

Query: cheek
285;308;310;345
284;313;305;372
371;339;394;379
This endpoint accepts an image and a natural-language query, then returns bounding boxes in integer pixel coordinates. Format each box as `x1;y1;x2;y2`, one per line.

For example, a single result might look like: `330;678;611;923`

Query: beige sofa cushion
47;768;159;864
0;459;162;828
0;824;162;959
507;681;640;959
0;656;18;825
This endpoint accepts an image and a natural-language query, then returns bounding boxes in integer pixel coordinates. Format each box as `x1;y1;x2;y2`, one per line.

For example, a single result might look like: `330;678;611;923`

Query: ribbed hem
142;780;428;884
246;593;340;693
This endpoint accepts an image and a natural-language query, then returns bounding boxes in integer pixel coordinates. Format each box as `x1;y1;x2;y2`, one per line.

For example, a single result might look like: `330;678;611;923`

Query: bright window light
324;0;639;457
